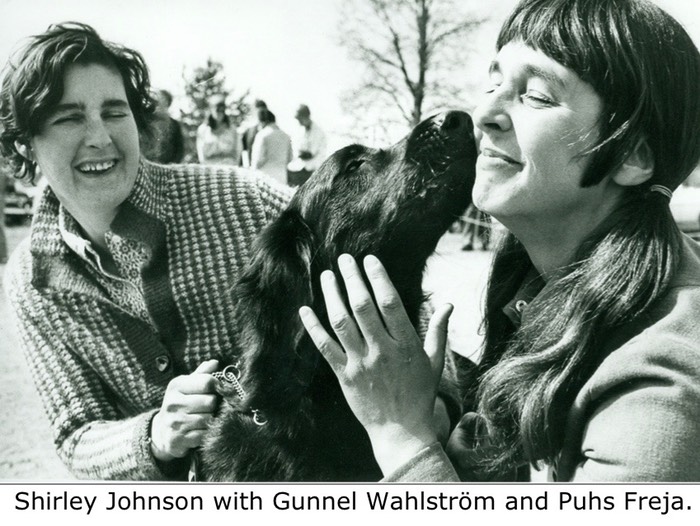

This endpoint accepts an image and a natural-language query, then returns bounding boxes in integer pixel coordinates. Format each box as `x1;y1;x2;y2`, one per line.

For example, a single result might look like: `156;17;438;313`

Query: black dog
200;111;476;481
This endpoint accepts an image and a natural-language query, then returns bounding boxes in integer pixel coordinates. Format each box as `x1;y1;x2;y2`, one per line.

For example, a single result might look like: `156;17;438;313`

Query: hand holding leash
299;254;453;477
150;359;219;461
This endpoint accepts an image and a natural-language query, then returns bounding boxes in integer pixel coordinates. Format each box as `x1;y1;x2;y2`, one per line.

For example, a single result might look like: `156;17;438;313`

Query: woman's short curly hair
0;22;156;181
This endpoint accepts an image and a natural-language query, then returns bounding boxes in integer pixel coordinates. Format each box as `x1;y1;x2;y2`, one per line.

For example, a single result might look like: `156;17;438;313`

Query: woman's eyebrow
103;99;130;109
50;99;129;115
488;60;567;90
50;102;83;115
522;64;567;90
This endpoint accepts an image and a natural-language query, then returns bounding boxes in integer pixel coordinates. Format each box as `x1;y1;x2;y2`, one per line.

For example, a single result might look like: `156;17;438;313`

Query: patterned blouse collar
29;159;169;259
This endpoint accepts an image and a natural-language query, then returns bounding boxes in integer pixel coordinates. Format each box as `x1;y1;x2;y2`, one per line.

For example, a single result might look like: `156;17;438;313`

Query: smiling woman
0;22;293;480
27;64;140;249
300;0;700;483
473;42;613;268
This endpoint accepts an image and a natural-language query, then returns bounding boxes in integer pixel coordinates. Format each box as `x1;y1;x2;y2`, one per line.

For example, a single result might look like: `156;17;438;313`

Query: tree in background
179;58;250;161
339;0;485;144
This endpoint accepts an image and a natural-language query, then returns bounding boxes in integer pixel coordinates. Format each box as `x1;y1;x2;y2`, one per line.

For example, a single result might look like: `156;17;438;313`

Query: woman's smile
74;158;120;177
477;145;523;172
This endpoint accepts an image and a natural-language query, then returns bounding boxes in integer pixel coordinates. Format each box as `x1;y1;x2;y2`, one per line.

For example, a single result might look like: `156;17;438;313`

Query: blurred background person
287;103;326;187
251;109;293;185
196;94;239;165
239;99;267;168
143;89;185;164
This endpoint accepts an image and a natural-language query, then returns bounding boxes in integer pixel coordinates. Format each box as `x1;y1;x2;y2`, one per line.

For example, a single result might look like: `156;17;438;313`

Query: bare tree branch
339;0;486;127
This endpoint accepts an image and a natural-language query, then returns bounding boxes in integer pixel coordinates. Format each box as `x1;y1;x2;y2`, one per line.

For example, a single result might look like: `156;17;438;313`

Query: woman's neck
501;201;619;282
67;204;119;252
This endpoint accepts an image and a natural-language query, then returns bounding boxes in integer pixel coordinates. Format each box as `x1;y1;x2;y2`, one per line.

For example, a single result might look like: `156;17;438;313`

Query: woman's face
472;41;619;231
211;102;227;122
28;63;140;218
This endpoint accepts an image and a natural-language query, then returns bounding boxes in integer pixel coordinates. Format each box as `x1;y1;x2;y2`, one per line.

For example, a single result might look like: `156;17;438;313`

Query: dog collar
213;364;267;426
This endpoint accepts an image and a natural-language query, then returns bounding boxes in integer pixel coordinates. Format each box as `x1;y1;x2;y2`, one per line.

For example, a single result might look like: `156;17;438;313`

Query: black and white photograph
1;0;700;489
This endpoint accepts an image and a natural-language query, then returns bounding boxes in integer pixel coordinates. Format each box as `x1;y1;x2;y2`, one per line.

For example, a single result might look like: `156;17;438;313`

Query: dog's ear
233;208;322;408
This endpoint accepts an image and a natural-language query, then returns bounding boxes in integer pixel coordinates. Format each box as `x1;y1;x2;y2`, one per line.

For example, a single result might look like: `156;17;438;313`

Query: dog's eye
344;159;365;174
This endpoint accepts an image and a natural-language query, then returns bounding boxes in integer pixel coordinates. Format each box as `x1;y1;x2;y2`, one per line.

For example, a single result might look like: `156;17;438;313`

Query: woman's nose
473;91;512;134
84;118;113;149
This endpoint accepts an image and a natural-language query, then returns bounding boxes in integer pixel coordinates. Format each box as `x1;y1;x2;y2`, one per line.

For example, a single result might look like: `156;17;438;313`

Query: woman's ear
14;140;34;162
612;138;654;186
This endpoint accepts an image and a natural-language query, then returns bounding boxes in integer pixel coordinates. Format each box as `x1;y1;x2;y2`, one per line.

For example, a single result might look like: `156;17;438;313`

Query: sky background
1;0;700;150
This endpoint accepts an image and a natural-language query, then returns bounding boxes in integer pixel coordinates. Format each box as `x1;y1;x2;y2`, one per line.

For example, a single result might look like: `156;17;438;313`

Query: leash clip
213;362;267;426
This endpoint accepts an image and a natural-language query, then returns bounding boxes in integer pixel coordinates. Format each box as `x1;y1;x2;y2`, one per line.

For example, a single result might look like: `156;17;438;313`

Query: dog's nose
439;111;471;135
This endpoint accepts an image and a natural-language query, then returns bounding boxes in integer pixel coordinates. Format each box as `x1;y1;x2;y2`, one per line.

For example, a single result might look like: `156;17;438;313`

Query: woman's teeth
78;160;116;173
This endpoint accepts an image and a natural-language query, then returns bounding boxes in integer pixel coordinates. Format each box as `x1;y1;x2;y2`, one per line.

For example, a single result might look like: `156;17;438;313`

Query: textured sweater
4;160;293;480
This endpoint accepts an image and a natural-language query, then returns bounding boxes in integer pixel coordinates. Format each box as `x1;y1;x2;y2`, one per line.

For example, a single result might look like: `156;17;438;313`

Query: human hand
150;359;219;461
299;254;453;476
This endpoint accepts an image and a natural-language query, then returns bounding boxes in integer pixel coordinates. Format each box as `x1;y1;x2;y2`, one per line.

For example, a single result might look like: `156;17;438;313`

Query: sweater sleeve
5;255;180;481
382;442;460;482
246;167;295;222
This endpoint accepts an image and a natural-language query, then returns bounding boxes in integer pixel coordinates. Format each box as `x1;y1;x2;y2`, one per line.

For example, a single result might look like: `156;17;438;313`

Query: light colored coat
251;124;293;184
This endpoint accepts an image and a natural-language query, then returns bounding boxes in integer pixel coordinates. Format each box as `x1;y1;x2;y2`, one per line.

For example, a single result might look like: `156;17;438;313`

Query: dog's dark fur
200;111;476;481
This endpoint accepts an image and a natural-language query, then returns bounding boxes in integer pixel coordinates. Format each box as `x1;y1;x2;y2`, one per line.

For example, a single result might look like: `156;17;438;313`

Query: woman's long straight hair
473;0;700;475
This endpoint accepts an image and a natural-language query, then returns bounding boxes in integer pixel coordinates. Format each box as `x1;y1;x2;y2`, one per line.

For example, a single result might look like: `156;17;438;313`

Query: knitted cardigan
4;160;293;480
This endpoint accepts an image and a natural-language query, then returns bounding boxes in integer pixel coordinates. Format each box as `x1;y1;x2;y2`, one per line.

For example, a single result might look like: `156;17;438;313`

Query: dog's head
297;111;475;271
230;111;476;408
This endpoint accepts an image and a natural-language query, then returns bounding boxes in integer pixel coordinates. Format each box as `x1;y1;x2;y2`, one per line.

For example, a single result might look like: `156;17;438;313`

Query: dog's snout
439;110;471;135
406;110;475;165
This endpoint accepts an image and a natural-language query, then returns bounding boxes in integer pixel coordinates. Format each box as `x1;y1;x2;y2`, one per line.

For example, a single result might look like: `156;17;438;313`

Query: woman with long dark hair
196;94;239;165
300;0;700;481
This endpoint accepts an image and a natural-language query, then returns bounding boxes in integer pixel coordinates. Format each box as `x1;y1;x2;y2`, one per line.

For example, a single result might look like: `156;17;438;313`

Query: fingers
160;390;218;414
165;412;214;433
337;254;387;345
194;358;219;374
170;373;218;395
424;303;453;380
151;362;221;460
299;306;347;372
319;269;365;354
170;359;220;396
150;411;213;460
313;253;417;349
362;255;414;341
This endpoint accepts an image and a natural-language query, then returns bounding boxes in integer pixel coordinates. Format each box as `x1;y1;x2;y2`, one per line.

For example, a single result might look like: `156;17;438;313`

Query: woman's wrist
368;424;438;477
149;411;176;462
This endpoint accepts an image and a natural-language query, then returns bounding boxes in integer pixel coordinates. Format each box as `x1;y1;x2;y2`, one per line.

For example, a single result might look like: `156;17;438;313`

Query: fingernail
338;253;354;270
299;306;311;318
364;254;380;269
321;270;334;283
